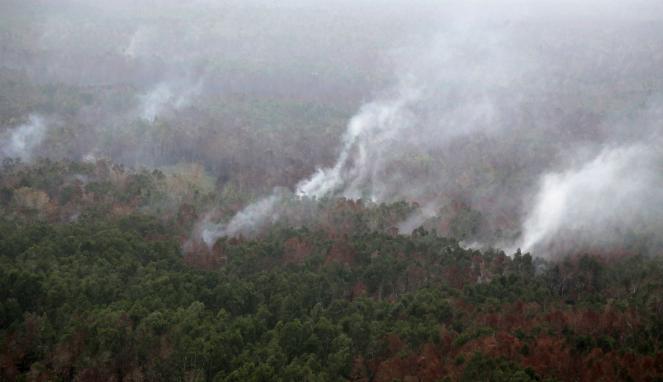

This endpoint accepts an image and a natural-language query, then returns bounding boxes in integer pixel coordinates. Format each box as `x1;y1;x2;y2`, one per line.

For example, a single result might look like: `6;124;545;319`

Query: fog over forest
2;0;663;257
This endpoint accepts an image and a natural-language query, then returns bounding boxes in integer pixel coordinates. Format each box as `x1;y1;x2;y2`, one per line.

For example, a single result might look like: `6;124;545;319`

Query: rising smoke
0;115;47;162
199;0;663;257
517;137;663;256
139;80;203;122
2;0;663;258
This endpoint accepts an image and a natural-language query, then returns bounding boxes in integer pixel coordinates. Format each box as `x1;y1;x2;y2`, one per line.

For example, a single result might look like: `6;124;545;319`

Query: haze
2;0;663;258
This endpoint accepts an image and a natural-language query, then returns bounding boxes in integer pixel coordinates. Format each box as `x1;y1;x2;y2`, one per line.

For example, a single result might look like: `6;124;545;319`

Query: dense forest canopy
2;0;663;381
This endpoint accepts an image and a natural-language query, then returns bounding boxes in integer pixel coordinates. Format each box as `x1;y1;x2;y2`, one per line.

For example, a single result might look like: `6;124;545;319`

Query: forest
3;0;663;381
1;159;663;381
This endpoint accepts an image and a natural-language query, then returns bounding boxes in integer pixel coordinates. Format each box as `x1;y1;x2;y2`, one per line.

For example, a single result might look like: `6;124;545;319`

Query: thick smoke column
200;85;419;245
516;140;663;256
1;115;47;162
296;84;420;200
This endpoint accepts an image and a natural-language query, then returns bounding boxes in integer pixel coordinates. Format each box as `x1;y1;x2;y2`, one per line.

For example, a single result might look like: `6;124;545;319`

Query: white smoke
123;32;142;60
123;26;156;60
290;16;528;205
195;0;663;256
139;80;203;122
516;140;663;256
201;192;284;247
1;115;47;162
199;82;421;245
397;202;438;234
296;83;420;200
124;24;206;123
139;83;173;122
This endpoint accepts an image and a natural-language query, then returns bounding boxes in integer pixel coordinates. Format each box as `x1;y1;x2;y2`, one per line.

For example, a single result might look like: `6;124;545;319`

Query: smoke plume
517;139;663;256
1;115;47;162
201;193;283;246
199;0;663;258
139;80;203;122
